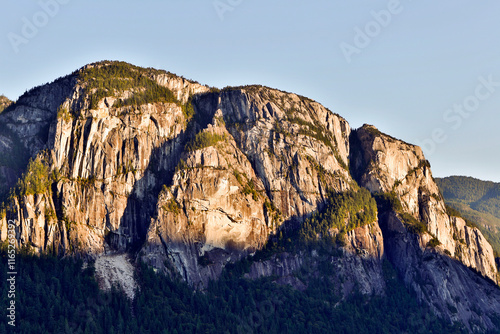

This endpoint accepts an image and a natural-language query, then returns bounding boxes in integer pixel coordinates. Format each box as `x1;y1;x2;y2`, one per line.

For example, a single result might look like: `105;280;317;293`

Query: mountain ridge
1;61;500;331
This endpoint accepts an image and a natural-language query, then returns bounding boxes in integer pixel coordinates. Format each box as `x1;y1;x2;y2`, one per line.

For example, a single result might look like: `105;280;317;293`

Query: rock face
0;61;499;331
351;125;497;281
140;87;353;287
382;211;500;332
246;221;385;297
0;62;210;256
352;125;500;330
451;216;497;282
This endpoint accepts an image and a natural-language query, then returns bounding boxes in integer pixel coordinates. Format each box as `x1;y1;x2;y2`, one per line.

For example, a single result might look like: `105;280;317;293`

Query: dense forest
0;251;469;334
436;176;500;255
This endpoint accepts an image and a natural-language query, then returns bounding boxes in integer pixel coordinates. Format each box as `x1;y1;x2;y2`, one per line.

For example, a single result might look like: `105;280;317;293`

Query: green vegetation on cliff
13;158;51;197
185;131;227;152
258;188;377;256
374;191;428;235
78;61;179;110
297;188;377;248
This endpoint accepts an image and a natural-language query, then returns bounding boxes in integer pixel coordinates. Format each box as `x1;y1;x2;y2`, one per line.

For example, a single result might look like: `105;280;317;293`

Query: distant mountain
436;176;500;254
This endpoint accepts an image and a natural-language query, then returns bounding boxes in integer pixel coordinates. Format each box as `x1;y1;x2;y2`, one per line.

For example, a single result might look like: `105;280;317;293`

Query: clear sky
1;0;499;181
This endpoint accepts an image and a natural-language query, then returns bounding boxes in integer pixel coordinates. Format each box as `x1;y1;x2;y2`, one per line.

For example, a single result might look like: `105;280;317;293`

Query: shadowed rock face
380;211;500;332
245;222;386;298
1;61;499;330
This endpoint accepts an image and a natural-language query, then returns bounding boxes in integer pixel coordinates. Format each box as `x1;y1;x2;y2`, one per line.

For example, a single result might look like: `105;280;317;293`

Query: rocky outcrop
149;72;209;104
1;65;354;287
246;221;385;297
220;87;351;219
140;87;354;287
352;124;497;282
451;216;498;281
0;62;205;255
141;114;270;287
0;78;75;203
2;76;75;157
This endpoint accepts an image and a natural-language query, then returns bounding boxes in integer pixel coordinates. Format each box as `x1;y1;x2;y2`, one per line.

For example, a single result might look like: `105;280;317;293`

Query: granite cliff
0;61;499;331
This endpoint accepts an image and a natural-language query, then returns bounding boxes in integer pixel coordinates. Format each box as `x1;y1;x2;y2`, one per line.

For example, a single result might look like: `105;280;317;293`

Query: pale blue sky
1;0;499;181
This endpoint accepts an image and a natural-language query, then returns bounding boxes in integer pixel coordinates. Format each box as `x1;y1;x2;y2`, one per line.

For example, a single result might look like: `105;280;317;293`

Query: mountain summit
1;61;499;331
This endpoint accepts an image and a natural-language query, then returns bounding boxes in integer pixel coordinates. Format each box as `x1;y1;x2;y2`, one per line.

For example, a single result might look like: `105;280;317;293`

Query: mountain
436;176;500;255
1;61;499;332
